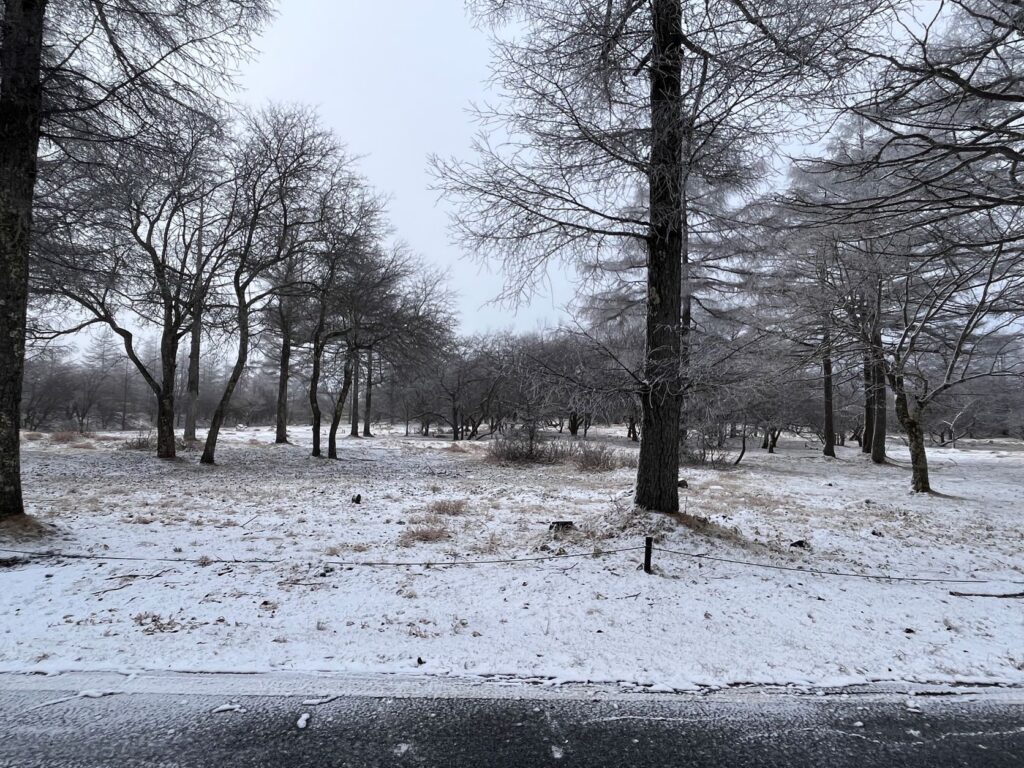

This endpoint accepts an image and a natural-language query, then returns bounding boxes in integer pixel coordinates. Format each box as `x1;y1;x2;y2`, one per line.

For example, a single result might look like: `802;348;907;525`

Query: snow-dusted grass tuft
427;499;468;516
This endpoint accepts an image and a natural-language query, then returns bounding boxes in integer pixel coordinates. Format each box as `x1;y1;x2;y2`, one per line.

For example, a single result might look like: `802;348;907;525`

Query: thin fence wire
1;544;1019;585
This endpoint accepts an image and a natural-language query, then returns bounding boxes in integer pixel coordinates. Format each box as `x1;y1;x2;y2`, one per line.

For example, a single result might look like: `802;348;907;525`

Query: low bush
50;431;79;444
489;431;635;471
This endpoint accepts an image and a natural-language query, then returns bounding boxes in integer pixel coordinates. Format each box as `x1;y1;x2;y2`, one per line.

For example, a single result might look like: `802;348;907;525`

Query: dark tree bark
362;346;373;437
309;341;324;457
200;294;248;465
328;354;354;459
274;322;291;444
183;312;202;443
822;329;836;458
183;203;205;443
890;374;930;492
635;0;684;515
153;326;180;459
568;411;581;437
862;353;874;454
870;345;887;464
0;0;48;518
349;347;360;437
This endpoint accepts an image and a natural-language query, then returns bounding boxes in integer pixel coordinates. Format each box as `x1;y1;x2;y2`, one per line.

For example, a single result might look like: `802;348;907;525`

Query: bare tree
0;0;271;517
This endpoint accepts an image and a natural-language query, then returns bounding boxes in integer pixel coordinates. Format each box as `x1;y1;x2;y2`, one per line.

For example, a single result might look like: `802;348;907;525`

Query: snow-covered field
2;426;1022;691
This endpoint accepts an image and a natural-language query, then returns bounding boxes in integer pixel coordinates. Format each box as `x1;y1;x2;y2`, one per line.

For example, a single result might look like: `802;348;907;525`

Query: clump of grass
397;521;450;547
51;431;79;444
70;442;96;450
427;499;468;516
22;432;44;441
446;442;469;453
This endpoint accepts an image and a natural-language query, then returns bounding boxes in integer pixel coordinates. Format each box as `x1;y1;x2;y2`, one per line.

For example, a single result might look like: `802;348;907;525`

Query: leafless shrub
572;443;636;471
121;432;154;451
487;431;573;464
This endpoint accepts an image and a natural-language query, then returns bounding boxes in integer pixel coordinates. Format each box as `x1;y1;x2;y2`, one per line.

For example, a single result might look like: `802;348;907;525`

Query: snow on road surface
1;427;1021;691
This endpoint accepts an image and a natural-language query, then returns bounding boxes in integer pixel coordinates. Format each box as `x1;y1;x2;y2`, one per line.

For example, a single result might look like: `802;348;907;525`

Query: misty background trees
3;0;1024;520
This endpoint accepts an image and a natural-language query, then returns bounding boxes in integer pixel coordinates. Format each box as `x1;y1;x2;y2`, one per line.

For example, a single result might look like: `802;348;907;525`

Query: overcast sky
239;1;575;334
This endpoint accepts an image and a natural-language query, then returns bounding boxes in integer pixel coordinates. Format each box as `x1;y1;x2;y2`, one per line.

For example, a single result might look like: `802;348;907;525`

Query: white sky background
238;1;576;334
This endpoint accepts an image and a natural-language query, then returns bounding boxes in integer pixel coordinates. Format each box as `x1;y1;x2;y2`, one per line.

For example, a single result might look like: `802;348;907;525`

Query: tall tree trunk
183;201;204;443
200;297;248;465
862;353;874;454
870;345;887;464
274;322;291;444
349;348;360;437
328;354;354;459
309;340;324;457
822;329;836;458
890;375;930;492
635;0;684;514
183;311;201;443
155;392;176;458
155;331;178;459
362;346;373;437
0;0;47;518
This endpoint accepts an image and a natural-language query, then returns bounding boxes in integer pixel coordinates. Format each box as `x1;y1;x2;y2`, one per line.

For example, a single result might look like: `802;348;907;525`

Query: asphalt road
1;679;1021;767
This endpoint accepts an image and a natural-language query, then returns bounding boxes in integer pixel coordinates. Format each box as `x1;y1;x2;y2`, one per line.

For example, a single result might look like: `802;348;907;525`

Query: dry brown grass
22;432;44;441
397;522;450;547
446;442;469;453
0;514;56;542
70;442;96;450
427;498;468;516
51;431;79;444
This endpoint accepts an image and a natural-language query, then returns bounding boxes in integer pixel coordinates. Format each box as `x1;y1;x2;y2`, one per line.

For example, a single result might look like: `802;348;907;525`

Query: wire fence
2;543;1020;586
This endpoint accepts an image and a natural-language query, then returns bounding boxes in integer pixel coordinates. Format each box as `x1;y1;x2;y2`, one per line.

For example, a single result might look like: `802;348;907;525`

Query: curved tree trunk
309;340;324;457
0;0;48;518
328;354;354;459
200;296;248;465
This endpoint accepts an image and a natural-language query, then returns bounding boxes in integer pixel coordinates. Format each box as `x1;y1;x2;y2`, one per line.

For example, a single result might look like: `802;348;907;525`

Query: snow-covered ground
2;426;1022;691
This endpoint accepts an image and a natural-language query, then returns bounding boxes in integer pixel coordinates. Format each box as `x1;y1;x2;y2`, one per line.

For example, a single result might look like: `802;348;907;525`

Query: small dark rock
351;493;361;504
548;521;574;532
677;479;689;489
789;539;811;550
416;657;425;666
871;529;884;537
